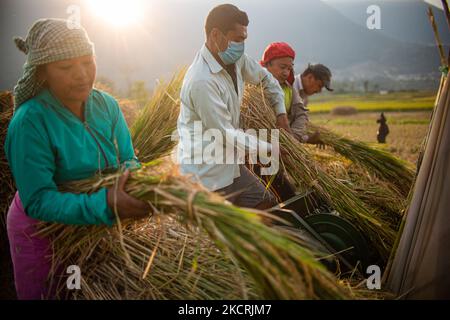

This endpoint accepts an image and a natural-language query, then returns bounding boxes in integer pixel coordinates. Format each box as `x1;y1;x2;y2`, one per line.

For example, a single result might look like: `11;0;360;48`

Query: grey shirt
289;74;310;142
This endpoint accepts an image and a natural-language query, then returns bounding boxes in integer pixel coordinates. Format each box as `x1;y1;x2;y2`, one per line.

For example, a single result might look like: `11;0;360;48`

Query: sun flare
86;0;146;27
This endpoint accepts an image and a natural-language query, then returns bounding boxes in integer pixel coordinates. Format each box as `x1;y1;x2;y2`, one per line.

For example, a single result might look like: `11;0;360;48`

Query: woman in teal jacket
5;19;149;299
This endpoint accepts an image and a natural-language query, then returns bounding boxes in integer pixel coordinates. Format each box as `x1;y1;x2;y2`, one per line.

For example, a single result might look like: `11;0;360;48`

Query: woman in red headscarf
259;43;328;199
254;42;298;202
261;42;330;145
260;42;296;113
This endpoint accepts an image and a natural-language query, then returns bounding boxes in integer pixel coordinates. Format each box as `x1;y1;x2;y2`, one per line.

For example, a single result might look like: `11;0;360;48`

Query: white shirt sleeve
241;54;287;116
190;79;272;160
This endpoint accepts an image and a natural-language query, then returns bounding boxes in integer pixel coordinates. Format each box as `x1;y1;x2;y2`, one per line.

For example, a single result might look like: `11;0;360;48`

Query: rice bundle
307;124;415;197
241;85;398;261
39;215;257;300
130;69;186;162
118;98;142;127
311;151;405;231
43;161;353;300
38;74;361;300
128;80;399;261
1;74;393;299
127;74;408;229
0;92;15;225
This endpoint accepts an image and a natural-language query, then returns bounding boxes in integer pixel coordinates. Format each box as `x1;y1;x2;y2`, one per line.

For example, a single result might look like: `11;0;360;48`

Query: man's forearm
276;114;292;134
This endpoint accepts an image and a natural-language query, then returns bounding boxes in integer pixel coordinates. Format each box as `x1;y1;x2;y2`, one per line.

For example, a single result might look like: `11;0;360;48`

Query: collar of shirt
293;74;308;106
283;80;291;88
36;88;94;124
201;44;239;95
295;75;305;96
200;44;224;74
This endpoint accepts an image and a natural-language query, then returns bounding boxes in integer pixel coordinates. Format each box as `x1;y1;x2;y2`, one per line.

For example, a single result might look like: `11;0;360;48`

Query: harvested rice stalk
241;85;397;261
0;92;15;226
347;166;405;230
307;124;415;197
311;150;405;231
131;69;186;162
49;161;352;300
118;98;142;127
39;217;257;300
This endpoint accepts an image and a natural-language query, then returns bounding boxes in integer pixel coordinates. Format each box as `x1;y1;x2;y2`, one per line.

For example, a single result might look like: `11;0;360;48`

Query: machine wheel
304;213;371;272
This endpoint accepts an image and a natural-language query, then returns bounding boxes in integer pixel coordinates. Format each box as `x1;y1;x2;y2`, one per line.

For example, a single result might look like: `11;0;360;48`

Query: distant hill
315;0;449;89
1;0;449;92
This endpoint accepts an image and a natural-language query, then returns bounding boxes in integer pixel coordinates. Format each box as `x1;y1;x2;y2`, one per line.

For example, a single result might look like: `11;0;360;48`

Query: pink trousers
6;192;54;300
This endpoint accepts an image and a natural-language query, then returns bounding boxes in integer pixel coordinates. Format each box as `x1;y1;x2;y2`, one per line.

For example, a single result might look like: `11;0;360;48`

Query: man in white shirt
177;4;291;209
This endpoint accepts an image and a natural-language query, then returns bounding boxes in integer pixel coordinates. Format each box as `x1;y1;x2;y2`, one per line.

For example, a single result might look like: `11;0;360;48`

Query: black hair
205;4;249;37
302;65;318;78
302;66;313;77
302;64;332;80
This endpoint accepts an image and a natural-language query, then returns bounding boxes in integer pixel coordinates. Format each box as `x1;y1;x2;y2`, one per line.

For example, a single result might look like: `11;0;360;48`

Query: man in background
260;42;333;145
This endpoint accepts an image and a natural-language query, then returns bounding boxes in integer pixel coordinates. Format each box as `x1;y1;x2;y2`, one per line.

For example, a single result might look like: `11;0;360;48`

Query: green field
308;87;437;166
310;111;432;164
308;91;436;113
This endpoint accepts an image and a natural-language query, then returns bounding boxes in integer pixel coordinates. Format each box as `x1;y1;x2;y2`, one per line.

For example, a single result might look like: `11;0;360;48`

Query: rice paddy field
308;92;435;165
308;91;435;114
310;111;432;164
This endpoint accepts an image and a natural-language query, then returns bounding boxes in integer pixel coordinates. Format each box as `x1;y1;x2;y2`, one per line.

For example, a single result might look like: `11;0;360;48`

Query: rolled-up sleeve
241;54;286;116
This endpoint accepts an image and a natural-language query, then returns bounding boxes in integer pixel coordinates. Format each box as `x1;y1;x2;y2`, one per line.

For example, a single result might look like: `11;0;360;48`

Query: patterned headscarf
13;18;94;109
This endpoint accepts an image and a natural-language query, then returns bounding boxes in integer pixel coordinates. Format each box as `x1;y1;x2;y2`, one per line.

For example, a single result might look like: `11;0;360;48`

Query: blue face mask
218;41;245;65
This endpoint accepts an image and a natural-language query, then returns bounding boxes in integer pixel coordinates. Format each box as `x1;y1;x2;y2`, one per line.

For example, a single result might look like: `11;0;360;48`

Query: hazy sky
1;0;447;91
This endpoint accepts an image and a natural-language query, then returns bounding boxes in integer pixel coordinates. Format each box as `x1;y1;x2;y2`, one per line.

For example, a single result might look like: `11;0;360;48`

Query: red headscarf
260;42;296;85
